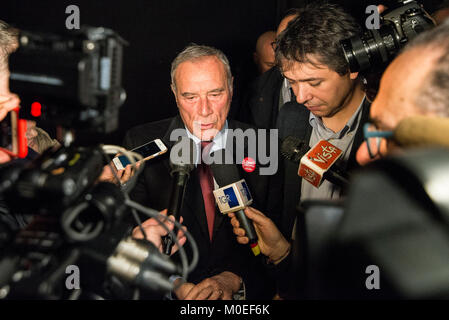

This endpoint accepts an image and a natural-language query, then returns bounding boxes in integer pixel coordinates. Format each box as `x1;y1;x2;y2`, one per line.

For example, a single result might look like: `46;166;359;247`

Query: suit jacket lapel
184;168;211;240
347;98;371;171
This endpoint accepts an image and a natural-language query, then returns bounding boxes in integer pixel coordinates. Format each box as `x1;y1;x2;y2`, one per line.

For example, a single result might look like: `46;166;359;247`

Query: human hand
377;5;387;14
132;209;187;255
98;161;141;185
175;271;241;300
229;207;290;264
0;94;20;121
0;149;11;164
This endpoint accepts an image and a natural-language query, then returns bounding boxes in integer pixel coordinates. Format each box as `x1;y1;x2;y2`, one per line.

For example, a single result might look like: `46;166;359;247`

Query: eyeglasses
363;122;394;159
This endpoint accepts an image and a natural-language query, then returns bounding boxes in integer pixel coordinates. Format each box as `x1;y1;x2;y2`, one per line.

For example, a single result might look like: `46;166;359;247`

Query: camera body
341;0;434;73
9;27;127;134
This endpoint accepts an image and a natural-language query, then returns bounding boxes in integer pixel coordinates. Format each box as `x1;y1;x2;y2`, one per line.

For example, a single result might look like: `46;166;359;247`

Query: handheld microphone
162;137;196;255
281;136;350;188
299;140;350;188
281;135;310;164
209;161;260;256
394;116;449;148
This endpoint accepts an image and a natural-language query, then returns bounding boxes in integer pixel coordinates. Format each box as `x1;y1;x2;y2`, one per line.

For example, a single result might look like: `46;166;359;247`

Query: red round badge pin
242;157;256;172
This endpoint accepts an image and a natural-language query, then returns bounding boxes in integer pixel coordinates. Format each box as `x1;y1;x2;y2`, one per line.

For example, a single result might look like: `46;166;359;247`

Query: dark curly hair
275;1;361;75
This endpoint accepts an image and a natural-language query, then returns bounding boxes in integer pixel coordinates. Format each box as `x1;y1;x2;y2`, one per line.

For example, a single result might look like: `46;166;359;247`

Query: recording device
394;116;449;148
324;148;449;299
113;139;167;170
340;0;434;73
0;107;28;158
107;236;181;294
281;135;310;164
162;137;196;255
0;144;183;299
299;140;345;188
210;162;260;256
2;146;105;216
9;26;127;134
0;26;184;299
213;180;260;256
281;136;350;188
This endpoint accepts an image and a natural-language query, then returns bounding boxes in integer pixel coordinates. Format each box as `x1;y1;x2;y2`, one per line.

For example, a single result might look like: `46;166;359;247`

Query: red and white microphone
298;140;349;188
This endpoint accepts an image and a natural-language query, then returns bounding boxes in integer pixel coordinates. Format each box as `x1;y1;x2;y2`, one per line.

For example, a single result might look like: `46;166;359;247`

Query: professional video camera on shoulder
9;26;127;135
0;26;196;300
341;0;435;73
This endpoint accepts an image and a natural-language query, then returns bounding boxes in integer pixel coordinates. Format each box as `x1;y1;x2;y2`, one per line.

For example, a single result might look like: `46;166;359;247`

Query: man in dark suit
274;2;371;239
229;2;372;299
124;44;280;300
232;18;449;299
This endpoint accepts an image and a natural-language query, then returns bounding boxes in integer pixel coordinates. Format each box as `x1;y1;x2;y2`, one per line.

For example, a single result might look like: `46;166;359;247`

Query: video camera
9;26;127;134
0;26;195;299
340;0;435;73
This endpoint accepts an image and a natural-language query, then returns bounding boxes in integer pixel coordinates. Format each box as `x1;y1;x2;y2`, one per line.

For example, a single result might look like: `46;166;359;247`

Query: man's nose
199;96;213;117
295;83;312;105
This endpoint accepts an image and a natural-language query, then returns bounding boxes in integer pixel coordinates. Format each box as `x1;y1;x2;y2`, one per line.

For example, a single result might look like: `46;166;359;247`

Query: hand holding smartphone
0;94;20;121
0;94;28;159
112;138;167;170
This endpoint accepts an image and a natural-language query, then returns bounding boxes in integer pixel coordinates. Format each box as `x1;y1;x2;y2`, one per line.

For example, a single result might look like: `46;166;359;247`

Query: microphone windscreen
394;116;449;148
209;153;241;187
281;136;310;163
169;136;196;174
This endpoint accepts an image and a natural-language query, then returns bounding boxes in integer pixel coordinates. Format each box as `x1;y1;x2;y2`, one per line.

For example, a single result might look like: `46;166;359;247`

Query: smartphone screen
113;139;167;170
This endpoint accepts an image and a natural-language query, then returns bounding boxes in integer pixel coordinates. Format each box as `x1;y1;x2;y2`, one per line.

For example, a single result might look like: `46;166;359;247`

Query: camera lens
340;23;400;73
340;1;435;74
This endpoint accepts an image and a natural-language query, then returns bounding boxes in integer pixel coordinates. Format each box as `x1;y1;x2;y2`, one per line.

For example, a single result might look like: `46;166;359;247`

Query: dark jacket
276;98;371;239
123;116;282;299
274;98;371;299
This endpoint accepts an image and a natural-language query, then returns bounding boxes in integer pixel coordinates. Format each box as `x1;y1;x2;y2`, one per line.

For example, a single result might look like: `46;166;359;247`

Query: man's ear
349;71;359;80
230;76;234;97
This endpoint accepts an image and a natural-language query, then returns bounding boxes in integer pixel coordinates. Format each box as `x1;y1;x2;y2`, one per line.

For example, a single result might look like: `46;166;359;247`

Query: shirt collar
309;95;366;139
185;120;228;163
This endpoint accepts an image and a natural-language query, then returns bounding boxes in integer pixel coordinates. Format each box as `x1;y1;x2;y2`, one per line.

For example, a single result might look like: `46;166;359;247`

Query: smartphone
0;108;28;158
113;138;167;170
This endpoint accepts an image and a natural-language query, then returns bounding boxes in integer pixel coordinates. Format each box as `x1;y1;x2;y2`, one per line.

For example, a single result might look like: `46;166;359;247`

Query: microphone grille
169;137;196;175
208;150;241;187
281;136;309;163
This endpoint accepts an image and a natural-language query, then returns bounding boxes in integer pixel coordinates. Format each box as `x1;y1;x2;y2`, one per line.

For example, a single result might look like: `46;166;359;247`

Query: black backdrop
2;0;443;144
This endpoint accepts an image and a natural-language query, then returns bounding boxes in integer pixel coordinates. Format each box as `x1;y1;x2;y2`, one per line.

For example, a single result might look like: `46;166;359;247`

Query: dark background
2;0;445;144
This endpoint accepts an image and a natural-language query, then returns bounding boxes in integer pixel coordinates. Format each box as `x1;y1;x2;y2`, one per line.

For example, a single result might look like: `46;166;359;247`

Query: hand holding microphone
132;209;187;256
228;207;290;265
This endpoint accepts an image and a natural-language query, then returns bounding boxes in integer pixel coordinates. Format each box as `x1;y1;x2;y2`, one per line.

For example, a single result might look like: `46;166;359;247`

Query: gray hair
0;20;19;71
402;19;449;117
170;44;233;93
